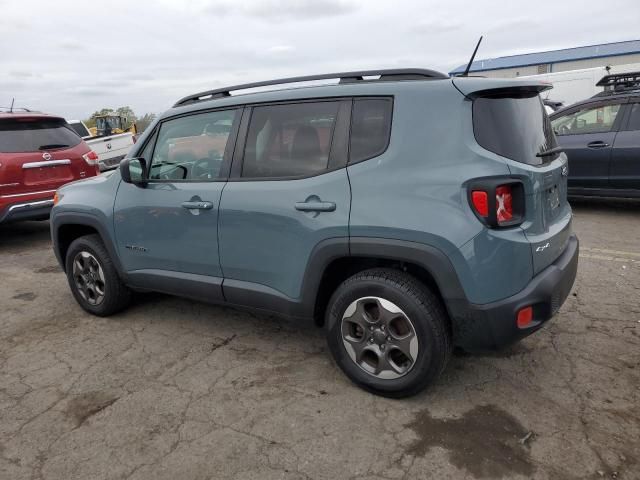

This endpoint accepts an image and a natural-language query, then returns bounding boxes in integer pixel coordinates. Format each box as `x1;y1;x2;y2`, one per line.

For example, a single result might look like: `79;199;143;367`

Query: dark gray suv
50;69;578;397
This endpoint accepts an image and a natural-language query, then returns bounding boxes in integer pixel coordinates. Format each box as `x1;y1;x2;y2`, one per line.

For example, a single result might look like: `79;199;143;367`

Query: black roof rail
596;71;640;89
173;68;449;107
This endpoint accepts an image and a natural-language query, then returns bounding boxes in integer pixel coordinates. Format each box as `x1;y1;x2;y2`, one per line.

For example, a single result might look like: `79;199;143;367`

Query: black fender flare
51;211;127;280
299;236;468;323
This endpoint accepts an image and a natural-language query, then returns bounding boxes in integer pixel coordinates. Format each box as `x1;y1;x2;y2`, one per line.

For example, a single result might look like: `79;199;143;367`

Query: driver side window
148;109;238;181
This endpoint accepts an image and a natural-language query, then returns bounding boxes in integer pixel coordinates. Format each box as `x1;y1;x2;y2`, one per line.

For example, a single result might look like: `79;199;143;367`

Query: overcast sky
1;0;639;120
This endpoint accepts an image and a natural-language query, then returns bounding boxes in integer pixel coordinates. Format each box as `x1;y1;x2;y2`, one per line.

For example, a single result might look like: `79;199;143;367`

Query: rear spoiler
452;77;552;99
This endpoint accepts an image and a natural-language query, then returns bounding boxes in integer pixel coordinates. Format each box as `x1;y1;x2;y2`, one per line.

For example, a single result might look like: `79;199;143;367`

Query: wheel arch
51;212;126;279
303;237;467;328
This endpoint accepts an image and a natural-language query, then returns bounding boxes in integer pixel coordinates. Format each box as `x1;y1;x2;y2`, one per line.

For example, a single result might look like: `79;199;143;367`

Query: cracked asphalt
1;198;639;480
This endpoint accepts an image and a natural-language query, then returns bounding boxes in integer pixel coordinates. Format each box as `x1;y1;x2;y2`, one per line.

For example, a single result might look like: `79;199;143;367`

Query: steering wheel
192;155;222;180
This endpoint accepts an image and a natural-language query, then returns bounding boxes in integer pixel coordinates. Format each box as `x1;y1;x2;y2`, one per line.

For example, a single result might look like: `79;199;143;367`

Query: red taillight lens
516;306;533;329
469;180;523;228
82;150;99;166
495;185;513;223
471;191;489;217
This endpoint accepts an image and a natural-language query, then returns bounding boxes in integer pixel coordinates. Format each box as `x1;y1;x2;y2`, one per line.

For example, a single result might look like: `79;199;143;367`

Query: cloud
2;0;638;120
8;71;34;78
487;17;540;34
266;45;295;54
203;0;359;20
73;88;111;97
412;19;462;34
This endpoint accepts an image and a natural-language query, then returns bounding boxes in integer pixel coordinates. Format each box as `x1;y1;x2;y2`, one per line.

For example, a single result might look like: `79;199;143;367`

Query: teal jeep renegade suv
51;69;578;397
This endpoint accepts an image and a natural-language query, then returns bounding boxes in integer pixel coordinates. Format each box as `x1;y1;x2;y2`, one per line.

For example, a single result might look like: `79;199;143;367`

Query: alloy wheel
341;296;419;380
72;251;106;306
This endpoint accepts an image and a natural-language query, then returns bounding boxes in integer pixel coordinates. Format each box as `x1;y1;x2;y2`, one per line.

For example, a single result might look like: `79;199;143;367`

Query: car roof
162;69;555;122
0;112;64;121
163;77;452;120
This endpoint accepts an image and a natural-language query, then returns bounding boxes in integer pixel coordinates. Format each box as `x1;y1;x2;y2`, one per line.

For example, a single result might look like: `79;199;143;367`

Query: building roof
450;39;640;75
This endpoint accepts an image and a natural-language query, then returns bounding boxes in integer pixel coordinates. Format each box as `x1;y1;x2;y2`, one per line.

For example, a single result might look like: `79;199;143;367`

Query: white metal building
449;39;640;78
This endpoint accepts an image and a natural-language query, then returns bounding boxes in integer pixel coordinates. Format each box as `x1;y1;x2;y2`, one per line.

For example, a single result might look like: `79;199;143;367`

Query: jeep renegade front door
113;109;241;299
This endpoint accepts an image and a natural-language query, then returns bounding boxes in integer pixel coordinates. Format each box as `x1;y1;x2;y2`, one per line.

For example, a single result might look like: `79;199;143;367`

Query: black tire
65;234;131;316
326;268;451;398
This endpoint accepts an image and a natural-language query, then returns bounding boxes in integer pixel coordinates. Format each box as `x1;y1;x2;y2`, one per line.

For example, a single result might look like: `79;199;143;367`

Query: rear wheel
65;234;131;316
326;268;451;397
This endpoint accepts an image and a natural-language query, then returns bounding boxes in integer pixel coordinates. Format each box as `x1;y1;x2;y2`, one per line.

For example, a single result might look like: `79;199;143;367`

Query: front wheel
65;234;131;316
326;268;451;398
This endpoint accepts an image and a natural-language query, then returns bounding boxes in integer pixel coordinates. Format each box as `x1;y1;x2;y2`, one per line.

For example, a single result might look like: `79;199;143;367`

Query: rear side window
473;93;558;166
624;103;640;131
349;98;392;164
0;118;82;153
242;101;339;178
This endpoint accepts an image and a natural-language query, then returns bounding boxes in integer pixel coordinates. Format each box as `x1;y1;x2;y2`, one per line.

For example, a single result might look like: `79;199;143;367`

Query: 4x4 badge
536;242;550;252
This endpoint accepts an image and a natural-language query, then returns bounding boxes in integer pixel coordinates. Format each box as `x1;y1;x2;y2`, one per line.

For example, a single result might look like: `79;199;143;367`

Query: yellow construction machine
89;115;138;137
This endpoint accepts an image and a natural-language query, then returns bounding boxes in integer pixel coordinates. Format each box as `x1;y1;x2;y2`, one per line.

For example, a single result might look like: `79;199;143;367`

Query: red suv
0;109;100;224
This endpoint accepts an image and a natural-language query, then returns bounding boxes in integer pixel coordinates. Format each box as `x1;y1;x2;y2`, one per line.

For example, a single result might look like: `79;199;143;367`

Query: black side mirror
120;157;148;186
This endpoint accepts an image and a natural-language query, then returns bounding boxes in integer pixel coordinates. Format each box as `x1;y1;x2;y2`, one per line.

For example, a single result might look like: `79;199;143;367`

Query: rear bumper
0;196;54;224
449;234;579;351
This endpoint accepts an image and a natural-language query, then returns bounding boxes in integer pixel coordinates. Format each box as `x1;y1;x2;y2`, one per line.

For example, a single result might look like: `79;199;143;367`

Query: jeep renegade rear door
218;100;351;313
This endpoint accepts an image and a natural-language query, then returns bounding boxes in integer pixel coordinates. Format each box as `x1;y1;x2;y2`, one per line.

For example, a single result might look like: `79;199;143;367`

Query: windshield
97;117;121;131
0;118;82;153
473;92;558;166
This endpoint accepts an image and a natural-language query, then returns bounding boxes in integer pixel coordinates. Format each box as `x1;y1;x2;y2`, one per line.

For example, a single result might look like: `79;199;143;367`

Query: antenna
462;36;483;77
10;98;15;113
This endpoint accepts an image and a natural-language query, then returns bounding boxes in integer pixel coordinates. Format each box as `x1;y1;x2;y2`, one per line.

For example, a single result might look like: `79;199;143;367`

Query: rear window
473;93;558;166
0;118;82;153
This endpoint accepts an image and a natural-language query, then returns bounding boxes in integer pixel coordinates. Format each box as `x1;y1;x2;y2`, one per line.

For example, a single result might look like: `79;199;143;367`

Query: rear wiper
38;144;69;150
536;146;565;157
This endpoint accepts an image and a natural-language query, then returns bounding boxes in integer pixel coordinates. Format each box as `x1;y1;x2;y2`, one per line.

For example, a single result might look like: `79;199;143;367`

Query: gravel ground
1;198;639;480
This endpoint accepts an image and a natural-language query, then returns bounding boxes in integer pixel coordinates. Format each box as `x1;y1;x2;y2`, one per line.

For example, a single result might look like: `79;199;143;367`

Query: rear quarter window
473;93;558;166
0;118;82;153
349;98;393;164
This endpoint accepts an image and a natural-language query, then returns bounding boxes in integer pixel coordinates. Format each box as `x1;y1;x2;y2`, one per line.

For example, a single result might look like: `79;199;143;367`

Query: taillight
495;185;513;223
82;151;99;166
468;180;524;228
471;191;489;217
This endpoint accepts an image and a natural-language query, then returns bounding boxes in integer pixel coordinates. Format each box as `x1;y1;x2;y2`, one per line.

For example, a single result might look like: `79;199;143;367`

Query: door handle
294;201;336;212
181;201;213;210
587;141;609;149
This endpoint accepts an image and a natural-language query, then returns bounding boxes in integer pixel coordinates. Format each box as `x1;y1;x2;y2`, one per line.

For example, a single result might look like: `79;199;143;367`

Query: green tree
90;108;115;119
115;106;137;124
136;112;157;132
